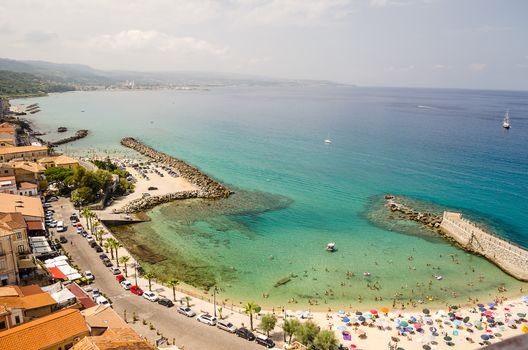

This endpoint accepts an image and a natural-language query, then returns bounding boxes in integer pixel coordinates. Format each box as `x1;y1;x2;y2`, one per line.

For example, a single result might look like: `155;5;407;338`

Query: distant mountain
0;57;348;88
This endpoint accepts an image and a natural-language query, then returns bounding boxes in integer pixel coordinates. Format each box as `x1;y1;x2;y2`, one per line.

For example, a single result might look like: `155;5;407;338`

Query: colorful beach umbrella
342;317;350;323
422;308;430;315
381;307;389;313
399;321;409;328
370;309;378;314
337;325;347;331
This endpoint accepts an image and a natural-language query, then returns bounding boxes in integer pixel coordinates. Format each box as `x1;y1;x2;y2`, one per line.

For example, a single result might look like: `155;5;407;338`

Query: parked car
76;227;83;234
196;314;217;326
95;296;110;306
115;274;125;283
157;298;174;308
217;319;237;333
81;230;88;237
177;306;196;317
58;236;67;243
99;254;108;260
92;288;101;299
120;280;132;290
235;327;256;341
84;271;94;280
46;196;58;202
143;291;159;302
102;258;113;267
47;221;57;228
89;240;97;248
130;285;143;296
255;335;275;348
85;235;94;241
94;245;103;253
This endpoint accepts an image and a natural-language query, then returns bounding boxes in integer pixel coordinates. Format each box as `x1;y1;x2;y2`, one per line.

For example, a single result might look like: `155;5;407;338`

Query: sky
0;0;527;90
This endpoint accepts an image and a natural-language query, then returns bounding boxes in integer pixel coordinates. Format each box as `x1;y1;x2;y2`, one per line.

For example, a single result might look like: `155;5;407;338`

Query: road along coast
120;137;232;199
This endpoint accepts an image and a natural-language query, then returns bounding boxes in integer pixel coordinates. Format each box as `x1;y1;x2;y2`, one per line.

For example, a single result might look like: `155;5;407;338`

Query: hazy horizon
1;0;527;90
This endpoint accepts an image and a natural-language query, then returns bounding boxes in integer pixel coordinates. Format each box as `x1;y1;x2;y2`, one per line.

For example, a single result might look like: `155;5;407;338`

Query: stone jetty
120;137;232;199
117;190;200;214
384;195;528;281
49;129;89;147
441;212;528;281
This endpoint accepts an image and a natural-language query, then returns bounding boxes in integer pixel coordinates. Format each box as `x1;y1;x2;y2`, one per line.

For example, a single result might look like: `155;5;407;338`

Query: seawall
440;212;528;281
120;137;232;199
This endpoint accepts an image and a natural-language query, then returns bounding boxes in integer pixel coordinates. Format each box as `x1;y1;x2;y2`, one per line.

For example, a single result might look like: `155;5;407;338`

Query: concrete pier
440;212;528;281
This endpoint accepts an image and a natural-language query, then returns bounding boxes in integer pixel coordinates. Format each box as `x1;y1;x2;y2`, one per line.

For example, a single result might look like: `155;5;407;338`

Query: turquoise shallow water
19;87;528;309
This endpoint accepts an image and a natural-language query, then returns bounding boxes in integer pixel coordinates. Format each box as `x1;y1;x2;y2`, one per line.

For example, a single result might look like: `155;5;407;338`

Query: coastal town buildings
0;285;56;327
0;308;89;350
38;154;79;170
0;213;33;285
12;161;45;186
0;145;48;162
72;327;157;350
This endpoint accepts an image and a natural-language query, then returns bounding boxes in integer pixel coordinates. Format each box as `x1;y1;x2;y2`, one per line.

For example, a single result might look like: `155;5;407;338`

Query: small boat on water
326;242;336;252
324;139;332;144
503;110;510;129
434;275;443;280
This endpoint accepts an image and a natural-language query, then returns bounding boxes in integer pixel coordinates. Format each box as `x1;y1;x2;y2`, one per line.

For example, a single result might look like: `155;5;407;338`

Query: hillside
0;70;75;97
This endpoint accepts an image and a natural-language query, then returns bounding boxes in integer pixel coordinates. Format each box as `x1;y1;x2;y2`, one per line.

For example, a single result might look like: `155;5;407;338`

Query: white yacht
503;110;510;129
326;242;336;252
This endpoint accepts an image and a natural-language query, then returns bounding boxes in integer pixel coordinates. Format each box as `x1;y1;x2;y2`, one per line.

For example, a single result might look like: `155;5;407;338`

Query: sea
18;86;528;310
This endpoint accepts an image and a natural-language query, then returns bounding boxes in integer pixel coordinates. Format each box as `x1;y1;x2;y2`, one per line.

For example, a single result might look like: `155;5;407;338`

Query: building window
0;259;5;270
18;245;25;254
0;321;6;329
15;315;20;324
65;344;73;350
16;231;22;240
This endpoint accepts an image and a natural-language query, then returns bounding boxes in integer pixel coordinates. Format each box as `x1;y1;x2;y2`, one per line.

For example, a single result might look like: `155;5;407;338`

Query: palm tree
81;207;92;232
313;330;339;350
283;318;301;344
105;238;116;259
119;256;130;277
95;228;105;246
167;278;179;301
144;272;155;291
243;302;261;331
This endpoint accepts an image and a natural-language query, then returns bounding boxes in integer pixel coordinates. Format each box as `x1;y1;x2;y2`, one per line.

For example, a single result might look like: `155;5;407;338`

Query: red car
115;274;125;283
130;285;143;296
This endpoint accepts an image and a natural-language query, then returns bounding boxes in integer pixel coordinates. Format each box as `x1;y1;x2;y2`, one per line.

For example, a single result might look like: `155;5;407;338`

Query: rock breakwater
120;137;232;199
50;129;89;147
117;190;200;213
385;195;443;230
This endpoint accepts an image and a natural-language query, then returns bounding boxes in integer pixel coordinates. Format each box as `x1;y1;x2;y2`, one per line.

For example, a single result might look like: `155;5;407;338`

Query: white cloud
88;30;227;56
469;63;487;72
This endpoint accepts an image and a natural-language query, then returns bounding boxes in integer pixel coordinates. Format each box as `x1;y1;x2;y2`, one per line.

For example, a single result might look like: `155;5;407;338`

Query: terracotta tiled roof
18;181;37;189
0;212;27;230
0;285;56;310
67;283;96;309
0;308;89;350
19;285;43;296
26;220;44;231
12;161;45;173
0;145;48;156
0;193;44;218
38;155;78;166
81;305;129;330
72;328;157;350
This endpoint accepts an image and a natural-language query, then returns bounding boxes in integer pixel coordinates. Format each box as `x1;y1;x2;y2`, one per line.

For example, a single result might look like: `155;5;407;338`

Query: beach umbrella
477;303;484;307
342;317;350;323
399;321;409;328
396;348;405;350
451;305;459;310
414;323;422;329
479;307;487;312
481;334;490;340
363;312;372;319
488;302;496;308
358;316;366;322
338;310;346;317
463;316;470;323
522;325;528;333
350;345;357;349
422;308;430;315
453;330;459;336
443;336;452;341
453;320;462;326
355;311;362;315
423;345;431;350
517;312;526;318
337;325;347;331
370;309;378;315
381;306;389;313
484;310;493;316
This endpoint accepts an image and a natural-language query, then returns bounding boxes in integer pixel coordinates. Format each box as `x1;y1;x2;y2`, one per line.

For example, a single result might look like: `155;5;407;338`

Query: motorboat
326;242;336;252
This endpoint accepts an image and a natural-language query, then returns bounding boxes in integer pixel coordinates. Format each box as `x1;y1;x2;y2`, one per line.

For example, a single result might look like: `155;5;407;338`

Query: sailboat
502;110;510;129
324;134;332;144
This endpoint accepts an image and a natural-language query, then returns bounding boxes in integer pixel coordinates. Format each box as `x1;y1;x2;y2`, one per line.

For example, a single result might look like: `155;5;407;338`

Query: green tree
144;272;155;291
119;256;130;277
44;167;73;182
260;313;277;337
82;207;93;232
283;319;301;344
106;238;118;260
106;238;121;265
95;228;105;246
294;320;320;348
243;302;261;331
70;187;92;206
167;278;179;301
313;330;339;350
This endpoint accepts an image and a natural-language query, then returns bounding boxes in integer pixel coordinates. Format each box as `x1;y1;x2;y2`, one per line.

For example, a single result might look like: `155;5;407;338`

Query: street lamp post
134;263;138;286
213;286;219;318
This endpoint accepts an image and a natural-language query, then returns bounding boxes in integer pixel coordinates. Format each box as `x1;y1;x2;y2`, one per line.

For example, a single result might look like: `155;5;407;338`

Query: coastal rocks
385;195;443;230
116;190;201;213
57;126;68;132
120;137;232;199
49;129;89;147
274;276;292;288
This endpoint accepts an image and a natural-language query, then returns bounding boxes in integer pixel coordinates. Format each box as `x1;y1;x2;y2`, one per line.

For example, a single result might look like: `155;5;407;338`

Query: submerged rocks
120;137;232;199
385;194;443;229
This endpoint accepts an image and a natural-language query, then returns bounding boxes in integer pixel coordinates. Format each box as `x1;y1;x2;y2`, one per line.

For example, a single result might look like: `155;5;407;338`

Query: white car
120;280;132;290
196;313;217;326
217;319;237;333
177;306;196;317
95;296;110;306
143;291;158;302
109;267;121;275
85;235;94;241
84;271;94;280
